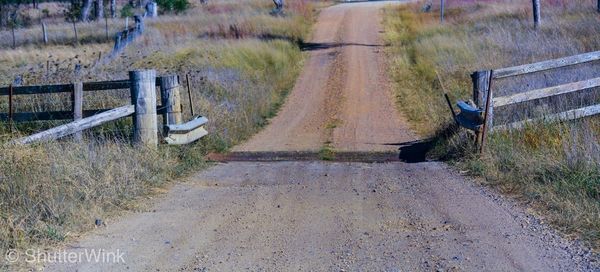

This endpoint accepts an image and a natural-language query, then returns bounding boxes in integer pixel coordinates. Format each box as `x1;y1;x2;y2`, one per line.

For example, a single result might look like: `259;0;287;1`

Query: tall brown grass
384;0;600;249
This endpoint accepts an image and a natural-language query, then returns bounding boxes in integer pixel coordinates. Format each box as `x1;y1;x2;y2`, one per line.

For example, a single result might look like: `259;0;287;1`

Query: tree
110;0;116;18
95;0;104;20
156;0;190;13
440;0;444;23
0;1;19;28
81;0;92;22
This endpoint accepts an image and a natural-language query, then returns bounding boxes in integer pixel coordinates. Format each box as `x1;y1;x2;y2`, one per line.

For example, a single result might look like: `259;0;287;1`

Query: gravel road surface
47;1;599;271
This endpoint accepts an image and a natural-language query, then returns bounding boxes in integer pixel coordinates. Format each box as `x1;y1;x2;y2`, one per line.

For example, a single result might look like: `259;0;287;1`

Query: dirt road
234;1;415;152
48;2;598;271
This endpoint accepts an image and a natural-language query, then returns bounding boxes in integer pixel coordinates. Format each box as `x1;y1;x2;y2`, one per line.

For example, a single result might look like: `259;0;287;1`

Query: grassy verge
384;1;600;249
0;0;318;269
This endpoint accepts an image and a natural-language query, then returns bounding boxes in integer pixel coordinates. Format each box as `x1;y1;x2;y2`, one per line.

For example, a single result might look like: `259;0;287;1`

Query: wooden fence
112;15;144;56
1;70;208;147
456;51;600;149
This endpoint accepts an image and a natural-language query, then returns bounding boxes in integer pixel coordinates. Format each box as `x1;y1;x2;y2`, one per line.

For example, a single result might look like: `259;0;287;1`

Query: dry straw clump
384;0;600;248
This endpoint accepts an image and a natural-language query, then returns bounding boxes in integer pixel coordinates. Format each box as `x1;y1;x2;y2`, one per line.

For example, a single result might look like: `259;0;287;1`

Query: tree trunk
0;4;12;27
95;0;104;20
532;0;540;28
81;0;92;22
110;0;116;18
440;0;445;23
0;4;4;28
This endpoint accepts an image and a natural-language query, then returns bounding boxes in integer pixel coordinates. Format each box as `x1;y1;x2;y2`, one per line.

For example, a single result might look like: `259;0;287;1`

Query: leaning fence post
471;70;491;147
72;82;84;141
130;70;158;148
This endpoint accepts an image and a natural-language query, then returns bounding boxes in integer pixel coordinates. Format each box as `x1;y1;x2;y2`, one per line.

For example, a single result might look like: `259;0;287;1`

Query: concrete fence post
130;70;158;148
160;75;183;127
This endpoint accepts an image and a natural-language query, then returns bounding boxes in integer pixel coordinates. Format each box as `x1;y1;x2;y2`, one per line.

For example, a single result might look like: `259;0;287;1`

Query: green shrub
120;3;134;18
156;0;190;14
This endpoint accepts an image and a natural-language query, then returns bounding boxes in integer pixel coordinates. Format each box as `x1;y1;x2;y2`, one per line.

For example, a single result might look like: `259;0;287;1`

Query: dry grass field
0;0;320;267
384;0;600;249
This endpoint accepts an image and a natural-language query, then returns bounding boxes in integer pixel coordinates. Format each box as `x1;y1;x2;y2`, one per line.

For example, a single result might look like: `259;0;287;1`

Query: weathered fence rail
456;50;600;149
14;105;135;145
1;70;208;148
0;79;154;123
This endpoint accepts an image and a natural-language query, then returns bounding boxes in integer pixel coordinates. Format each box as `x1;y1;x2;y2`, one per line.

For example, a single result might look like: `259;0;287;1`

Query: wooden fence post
130;70;158;148
8;84;13;132
472;70;491;108
160;75;183;128
11;23;16;49
42;22;48;45
471;70;492;147
532;0;541;28
72;82;83;141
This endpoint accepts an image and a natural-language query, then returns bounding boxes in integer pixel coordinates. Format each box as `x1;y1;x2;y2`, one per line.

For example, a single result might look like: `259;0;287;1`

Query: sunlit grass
384;0;600;249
